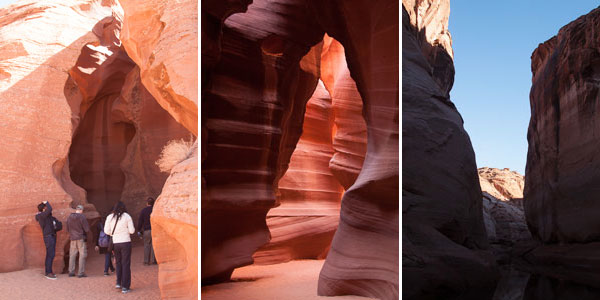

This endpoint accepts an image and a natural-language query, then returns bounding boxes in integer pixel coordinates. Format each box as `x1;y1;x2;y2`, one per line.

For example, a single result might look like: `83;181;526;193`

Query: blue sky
0;0;15;9
449;1;599;175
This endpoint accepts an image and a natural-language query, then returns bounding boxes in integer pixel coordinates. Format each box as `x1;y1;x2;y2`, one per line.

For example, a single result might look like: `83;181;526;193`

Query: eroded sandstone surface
526;6;600;244
0;3;198;300
402;0;498;298
479;167;524;202
0;0;115;273
201;0;398;299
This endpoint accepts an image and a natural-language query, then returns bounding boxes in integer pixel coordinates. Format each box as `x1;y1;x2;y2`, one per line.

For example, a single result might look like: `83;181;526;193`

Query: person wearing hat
66;204;90;278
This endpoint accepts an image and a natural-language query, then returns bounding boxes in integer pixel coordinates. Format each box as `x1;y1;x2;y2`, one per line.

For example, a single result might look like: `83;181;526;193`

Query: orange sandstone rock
0;0;114;273
120;0;198;136
478;167;524;202
253;80;344;265
320;36;367;189
152;141;198;300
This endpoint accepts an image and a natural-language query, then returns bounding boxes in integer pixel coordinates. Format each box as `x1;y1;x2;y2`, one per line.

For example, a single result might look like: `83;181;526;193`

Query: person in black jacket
94;215;115;276
35;200;57;280
137;197;156;265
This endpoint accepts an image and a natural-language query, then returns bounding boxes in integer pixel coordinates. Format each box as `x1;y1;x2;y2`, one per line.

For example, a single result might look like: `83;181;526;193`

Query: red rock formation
113;66;192;220
0;0;114;273
119;1;199;297
526;6;600;244
120;0;198;136
402;0;498;299
305;1;400;299
479;167;525;202
320;36;367;190
201;0;325;284
152;141;198;299
253;80;344;264
66;16;137;215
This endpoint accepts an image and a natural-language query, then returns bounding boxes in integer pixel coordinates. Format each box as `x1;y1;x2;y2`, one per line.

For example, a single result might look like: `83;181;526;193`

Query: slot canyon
403;0;600;299
0;0;197;299
201;0;398;299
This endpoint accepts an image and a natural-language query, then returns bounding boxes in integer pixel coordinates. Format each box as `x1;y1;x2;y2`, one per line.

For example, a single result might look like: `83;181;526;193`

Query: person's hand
95;246;99;252
42;201;47;204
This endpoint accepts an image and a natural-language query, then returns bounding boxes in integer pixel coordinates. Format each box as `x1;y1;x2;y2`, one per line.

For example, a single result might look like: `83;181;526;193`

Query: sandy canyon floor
201;260;375;300
0;243;160;300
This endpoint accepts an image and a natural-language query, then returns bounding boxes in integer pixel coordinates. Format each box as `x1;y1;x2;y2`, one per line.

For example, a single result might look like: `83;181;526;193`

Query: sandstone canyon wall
402;0;498;299
252;81;345;265
119;0;198;298
0;0;115;273
0;3;197;300
201;0;398;299
252;37;368;265
526;6;600;244
201;0;324;284
308;1;399;299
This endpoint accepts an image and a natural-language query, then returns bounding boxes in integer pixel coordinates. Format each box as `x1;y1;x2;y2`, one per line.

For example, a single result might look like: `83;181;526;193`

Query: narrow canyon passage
69;93;136;216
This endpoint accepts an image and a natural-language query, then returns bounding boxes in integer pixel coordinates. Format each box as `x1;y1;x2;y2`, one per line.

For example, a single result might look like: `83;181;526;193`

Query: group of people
34;197;157;294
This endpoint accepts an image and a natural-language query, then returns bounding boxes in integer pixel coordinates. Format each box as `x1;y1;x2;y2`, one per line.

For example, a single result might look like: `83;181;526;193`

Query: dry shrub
156;136;195;173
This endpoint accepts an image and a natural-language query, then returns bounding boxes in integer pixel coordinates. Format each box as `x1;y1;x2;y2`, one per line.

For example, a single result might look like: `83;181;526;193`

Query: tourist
94;214;115;276
137;197;156;265
66;204;90;278
105;201;135;294
35;200;57;280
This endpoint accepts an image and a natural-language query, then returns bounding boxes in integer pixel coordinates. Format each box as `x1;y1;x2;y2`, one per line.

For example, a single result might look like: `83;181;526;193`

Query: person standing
105;201;135;294
66;205;90;278
94;214;115;276
137;197;156;265
35;200;57;280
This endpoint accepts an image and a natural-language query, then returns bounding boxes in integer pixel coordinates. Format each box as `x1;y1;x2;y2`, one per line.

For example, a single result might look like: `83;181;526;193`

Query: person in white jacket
105;201;135;294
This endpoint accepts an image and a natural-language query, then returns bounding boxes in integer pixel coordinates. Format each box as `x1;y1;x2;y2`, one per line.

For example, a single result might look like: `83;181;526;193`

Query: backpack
52;216;62;232
98;223;110;247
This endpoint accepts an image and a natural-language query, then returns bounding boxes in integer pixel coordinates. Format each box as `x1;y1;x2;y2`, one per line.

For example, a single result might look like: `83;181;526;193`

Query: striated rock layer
201;0;324;284
526;6;600;244
113;66;191;220
310;1;400;299
479;167;524;202
120;0;199;298
152;141;198;299
402;0;498;299
321;36;367;190
120;0;198;136
0;0;114;273
253;80;344;265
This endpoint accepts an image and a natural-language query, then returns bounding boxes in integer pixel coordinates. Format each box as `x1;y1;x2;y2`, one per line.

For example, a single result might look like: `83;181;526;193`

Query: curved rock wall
401;0;498;299
306;1;400;299
152;141;198;299
114;66;192;221
526;7;600;244
253;80;344;265
0;0;114;273
200;0;324;284
320;36;367;190
120;0;198;136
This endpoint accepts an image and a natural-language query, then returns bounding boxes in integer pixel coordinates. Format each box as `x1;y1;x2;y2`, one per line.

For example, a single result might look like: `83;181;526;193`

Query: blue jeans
43;234;56;275
104;251;114;273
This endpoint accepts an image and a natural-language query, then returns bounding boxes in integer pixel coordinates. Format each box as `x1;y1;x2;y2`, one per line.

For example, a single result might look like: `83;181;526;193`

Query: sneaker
68;273;75;277
121;288;130;294
104;272;109;276
45;273;57;280
143;262;149;265
78;273;87;278
115;284;121;289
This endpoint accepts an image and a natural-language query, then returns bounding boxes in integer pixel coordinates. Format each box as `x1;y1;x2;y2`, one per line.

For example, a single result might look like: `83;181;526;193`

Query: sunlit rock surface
0;0;114;273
